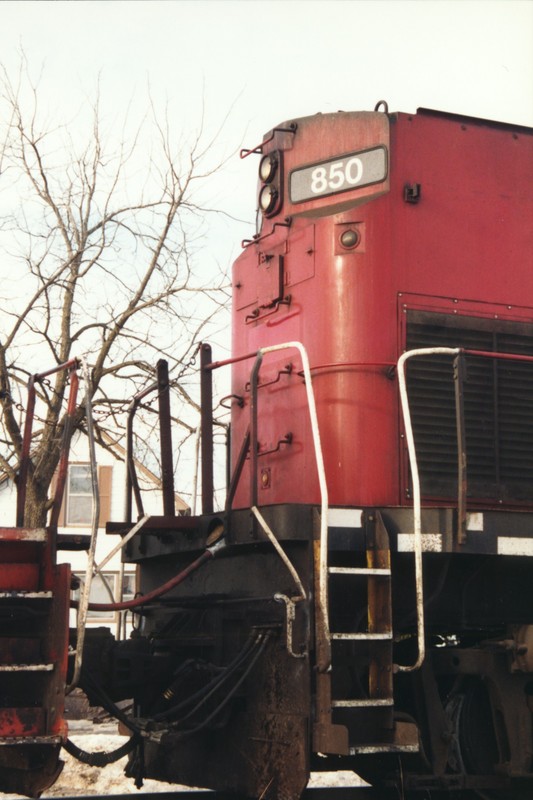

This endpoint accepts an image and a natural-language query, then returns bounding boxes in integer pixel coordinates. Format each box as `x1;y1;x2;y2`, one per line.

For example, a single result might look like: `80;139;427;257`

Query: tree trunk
22;476;52;528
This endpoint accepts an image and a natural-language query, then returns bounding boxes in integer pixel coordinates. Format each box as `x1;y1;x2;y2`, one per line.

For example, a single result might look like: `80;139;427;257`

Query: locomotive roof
267;106;532;144
415;106;533;136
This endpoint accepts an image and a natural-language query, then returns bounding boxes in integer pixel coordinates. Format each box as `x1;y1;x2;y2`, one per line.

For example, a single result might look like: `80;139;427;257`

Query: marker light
340;229;360;249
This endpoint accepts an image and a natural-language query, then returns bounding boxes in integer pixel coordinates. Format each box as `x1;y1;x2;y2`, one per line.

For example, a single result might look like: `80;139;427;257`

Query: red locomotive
2;105;533;799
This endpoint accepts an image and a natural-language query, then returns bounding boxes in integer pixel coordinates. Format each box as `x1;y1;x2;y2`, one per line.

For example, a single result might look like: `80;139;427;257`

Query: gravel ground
0;723;366;798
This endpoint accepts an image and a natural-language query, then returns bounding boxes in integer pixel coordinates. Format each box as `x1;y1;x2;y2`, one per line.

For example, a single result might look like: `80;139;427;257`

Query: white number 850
310;157;363;195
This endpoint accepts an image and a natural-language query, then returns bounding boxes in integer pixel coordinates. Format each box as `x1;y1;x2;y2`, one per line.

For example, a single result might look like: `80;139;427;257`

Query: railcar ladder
0;359;81;795
314;510;418;756
0;525;70;796
232;341;418;756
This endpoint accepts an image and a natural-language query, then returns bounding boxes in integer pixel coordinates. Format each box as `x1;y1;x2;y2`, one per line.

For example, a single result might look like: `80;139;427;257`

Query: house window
73;571;137;624
58;463;112;530
66;464;93;525
122;572;137;603
73;572;117;622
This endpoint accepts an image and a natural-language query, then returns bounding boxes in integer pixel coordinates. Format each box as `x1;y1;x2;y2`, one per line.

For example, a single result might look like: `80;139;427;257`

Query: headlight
259;153;277;184
257;149;282;218
259;184;278;215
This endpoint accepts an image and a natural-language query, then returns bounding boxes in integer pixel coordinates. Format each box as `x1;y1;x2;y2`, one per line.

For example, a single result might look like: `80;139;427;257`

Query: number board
289;146;388;204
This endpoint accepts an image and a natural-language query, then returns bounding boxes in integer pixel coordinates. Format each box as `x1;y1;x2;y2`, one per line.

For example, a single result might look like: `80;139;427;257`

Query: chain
2;346;203;421
1;389;48;421
3;379;65;425
136;343;203;411
176;342;202;383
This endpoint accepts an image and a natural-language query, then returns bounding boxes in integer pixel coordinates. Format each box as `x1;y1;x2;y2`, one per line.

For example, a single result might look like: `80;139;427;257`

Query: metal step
331;632;392;641
0;528;47;542
328;567;391;576
57;533;91;551
0;735;63;746
0;592;52;600
332;698;394;708
347;720;420;756
0;663;54;672
349;742;419;755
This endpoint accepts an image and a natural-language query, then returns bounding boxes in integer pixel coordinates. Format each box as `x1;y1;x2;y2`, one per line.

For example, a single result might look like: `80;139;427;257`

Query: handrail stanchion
256;342;330;670
210;342;330;665
200;344;214;515
397;346;460;672
453;353;468;544
157;359;175;518
17;358;80;528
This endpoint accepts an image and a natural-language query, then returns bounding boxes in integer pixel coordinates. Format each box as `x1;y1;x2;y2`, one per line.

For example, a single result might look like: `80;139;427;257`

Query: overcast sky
1;0;532;262
2;2;531;122
0;0;530;497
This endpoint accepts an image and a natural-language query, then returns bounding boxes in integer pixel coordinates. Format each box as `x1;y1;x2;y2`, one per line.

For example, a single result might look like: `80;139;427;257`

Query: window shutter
98;465;113;528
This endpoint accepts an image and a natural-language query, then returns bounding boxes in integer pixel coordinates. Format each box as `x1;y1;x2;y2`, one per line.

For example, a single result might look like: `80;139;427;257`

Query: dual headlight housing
258;150;282;218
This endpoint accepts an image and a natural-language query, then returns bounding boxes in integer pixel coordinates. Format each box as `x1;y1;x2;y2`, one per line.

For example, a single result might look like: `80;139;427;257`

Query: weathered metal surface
0;563;40;591
0;637;41;664
0;708;45;737
140;634;311;800
0;530;70;796
0;741;64;796
0;527;47;542
366;512;393;705
57;532;92;550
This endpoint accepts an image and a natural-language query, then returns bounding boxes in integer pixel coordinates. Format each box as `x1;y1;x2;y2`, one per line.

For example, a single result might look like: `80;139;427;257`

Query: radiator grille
405;312;533;503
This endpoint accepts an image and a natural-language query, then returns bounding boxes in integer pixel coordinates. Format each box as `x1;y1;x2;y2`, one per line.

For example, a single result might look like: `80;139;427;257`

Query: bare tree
0;64;229;526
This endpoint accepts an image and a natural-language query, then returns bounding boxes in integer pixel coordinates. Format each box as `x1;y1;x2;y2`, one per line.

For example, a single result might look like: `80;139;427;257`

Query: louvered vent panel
406;313;533;503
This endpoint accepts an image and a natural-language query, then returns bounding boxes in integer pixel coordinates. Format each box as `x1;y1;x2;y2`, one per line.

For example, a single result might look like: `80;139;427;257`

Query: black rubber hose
71;548;214;613
79;668;142;736
153;632;258;722
63;734;140;767
171;632;271;738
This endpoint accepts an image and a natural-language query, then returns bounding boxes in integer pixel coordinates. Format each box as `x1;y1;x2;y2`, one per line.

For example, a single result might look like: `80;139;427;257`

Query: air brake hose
65;542;226;765
63;733;140;767
70;539;225;613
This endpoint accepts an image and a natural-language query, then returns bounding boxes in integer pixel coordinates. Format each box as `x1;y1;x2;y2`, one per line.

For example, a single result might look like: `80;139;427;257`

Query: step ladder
313;510;418;757
0;525;71;796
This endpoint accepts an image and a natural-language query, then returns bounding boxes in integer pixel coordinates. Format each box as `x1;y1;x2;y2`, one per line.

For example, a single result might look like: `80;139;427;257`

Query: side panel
390;111;532;306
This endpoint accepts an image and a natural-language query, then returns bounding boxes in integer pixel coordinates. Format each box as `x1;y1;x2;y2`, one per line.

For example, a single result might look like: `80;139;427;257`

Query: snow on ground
0;723;366;798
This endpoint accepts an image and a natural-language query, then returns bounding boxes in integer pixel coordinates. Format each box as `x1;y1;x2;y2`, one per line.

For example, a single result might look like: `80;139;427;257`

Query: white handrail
257;342;331;662
396;346;460;672
251;505;307;600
